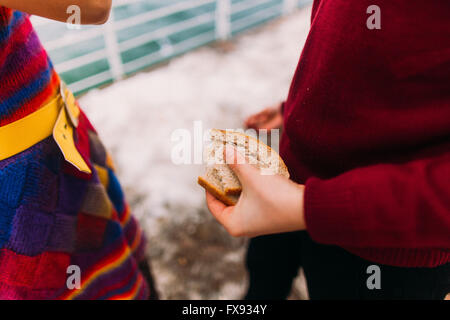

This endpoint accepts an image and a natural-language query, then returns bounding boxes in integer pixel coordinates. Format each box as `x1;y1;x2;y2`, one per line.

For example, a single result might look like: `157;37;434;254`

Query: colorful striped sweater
0;7;150;299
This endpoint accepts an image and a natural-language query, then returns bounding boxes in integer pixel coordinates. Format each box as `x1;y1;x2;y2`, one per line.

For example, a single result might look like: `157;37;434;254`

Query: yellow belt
0;82;91;174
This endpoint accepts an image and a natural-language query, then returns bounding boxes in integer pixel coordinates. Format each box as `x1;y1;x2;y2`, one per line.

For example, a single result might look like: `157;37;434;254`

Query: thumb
224;145;259;184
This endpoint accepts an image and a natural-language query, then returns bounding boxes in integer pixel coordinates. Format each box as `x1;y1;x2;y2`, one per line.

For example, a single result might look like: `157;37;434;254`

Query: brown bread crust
198;176;238;206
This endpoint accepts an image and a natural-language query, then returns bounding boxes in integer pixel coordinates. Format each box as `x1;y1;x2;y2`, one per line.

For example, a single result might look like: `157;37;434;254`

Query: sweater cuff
304;177;362;246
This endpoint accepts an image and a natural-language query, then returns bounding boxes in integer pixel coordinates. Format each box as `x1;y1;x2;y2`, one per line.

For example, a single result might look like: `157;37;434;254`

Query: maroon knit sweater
280;0;450;267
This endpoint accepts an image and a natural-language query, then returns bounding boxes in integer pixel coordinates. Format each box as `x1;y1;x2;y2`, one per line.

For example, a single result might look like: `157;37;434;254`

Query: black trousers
139;259;160;300
245;231;450;300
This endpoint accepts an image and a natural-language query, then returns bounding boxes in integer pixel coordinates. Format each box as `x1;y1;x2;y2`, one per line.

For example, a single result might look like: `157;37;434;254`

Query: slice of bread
198;166;240;206
198;129;289;205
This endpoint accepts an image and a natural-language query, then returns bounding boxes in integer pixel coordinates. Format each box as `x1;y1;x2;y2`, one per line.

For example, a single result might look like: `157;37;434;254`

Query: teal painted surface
34;0;312;94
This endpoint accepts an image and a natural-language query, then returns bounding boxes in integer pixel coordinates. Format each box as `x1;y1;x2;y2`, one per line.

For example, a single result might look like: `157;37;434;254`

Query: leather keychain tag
53;84;91;174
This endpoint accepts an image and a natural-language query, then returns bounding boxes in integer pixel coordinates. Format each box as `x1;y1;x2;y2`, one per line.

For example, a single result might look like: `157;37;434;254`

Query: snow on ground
79;5;312;300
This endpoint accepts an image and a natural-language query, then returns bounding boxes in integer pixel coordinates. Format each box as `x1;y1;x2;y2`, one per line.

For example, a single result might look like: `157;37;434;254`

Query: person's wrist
293;184;306;230
278;182;306;233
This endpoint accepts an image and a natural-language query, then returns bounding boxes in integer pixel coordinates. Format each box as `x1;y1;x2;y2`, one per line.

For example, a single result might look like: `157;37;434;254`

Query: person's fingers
245;106;281;130
206;190;226;213
245;112;268;129
205;191;235;227
224;145;259;184
261;113;283;130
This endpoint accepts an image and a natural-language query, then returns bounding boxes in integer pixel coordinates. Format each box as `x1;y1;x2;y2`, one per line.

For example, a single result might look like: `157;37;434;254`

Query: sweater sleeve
304;149;450;249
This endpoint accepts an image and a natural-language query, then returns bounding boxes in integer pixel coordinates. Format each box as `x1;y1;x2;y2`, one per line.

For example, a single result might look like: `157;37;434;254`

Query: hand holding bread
199;130;306;238
198;129;289;206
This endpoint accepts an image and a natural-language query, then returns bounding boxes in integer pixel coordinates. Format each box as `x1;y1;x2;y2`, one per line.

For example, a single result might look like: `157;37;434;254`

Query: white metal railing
32;0;311;94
